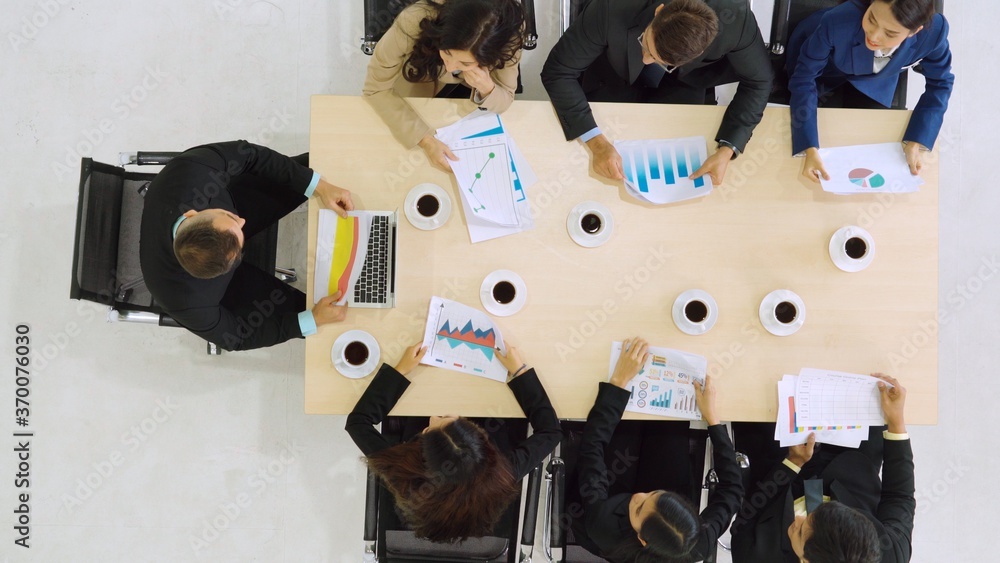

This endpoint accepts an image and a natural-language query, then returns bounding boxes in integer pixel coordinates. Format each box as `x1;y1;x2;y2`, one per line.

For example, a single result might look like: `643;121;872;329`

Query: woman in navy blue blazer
787;0;953;183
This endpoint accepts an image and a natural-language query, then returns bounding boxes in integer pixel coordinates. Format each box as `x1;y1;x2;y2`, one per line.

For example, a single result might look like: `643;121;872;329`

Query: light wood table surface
306;95;938;423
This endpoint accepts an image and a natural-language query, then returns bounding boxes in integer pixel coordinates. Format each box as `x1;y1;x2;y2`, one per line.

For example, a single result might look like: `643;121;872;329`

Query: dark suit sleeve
904;16;954;149
693;424;745;556
172;298;304;352
716;11;773;153
540;0;612;141
788;15;837;155
505;369;561;480
876;437;916;562
730;454;798;560
177;140;315;198
345;365;411;456
579;384;631;532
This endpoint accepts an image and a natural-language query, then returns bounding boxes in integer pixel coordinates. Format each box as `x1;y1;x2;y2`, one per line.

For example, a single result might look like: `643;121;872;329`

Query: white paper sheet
794;368;886;427
614;137;714;204
421;297;507;382
818;142;924;194
775;375;868;448
608;341;706;420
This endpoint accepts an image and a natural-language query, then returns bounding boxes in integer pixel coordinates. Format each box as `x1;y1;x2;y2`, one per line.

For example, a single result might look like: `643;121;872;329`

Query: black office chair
542;421;741;563
362;416;545;562
70;153;292;355
361;0;538;55
768;0;944;107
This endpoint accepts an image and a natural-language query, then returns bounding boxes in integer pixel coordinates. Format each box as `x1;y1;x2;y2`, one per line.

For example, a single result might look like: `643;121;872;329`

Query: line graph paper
794;369;886;427
449;135;518;226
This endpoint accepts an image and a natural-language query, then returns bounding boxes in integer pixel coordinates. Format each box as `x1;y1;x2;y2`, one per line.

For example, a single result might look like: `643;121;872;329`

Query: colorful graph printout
614;137;714;204
819;142;924;194
775;374;869;448
421;297;507;381
313;210;370;305
608;342;707;420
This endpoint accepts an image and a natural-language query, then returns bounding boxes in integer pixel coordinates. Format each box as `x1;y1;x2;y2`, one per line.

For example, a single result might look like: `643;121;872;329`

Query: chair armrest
158;314;182;328
770;0;792;54
136;152;180;166
522;0;537;50
520;463;544;548
364;468;380;542
546;457;566;554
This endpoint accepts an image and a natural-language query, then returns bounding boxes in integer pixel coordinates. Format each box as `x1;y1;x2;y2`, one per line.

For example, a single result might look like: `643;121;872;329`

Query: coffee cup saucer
480;270;527;317
331;330;381;379
567;201;614;248
404;183;451;231
758;290;806;337
829;226;875;273
672;289;718;335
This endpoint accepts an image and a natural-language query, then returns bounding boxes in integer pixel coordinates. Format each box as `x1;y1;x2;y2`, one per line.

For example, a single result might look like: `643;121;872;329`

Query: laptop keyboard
354;215;389;305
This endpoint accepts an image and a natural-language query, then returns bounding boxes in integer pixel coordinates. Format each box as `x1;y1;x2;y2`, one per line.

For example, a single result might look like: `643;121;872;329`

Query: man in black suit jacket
731;373;915;563
139;140;353;351
541;0;772;185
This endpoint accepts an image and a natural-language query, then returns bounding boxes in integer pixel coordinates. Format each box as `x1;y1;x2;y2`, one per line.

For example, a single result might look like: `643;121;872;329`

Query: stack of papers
819;142;924;194
436;113;536;243
776;368;887;447
614;137;714;204
608;341;707;420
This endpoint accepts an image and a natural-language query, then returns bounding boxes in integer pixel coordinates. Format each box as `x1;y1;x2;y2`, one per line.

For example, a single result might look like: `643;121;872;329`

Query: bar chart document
819;142;924;194
421;297;508;381
608;341;707;420
775;374;868;448
614;137;714;204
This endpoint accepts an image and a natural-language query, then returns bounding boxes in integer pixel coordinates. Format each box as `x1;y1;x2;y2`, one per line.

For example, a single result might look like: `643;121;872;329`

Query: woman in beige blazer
363;0;525;170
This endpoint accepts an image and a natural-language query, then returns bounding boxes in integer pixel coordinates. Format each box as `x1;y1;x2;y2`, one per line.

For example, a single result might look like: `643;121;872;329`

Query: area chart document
608;341;707;420
421;296;508;382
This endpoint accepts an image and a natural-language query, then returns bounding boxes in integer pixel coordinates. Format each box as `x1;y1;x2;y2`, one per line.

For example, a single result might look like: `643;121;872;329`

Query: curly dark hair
403;0;525;83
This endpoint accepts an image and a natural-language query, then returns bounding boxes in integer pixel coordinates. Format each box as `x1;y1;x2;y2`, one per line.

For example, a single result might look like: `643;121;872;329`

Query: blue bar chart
610;341;707;420
615;136;713;204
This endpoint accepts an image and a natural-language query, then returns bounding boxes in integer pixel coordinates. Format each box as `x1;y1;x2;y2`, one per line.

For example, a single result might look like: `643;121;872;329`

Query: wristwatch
717;140;741;160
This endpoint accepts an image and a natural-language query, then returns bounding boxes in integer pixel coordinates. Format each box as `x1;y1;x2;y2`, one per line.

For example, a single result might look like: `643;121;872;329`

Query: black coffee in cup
684;300;708;323
775;301;797;324
845;237;867;259
417;194;440;217
492;281;516;304
344;341;370;366
581;213;602;234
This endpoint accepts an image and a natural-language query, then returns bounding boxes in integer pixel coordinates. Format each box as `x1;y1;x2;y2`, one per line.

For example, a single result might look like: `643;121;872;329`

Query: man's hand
585;135;625;181
903;141;927;176
312;291;348;326
419;134;458;172
787;432;816;468
693;375;720;426
314;179;355;218
690;146;734;185
802;148;830;184
394;342;427;377
461;65;496;98
873;372;907;433
610;337;649;388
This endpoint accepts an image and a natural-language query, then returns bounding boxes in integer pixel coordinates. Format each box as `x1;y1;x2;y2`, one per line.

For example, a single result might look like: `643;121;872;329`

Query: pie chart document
818;142;925;194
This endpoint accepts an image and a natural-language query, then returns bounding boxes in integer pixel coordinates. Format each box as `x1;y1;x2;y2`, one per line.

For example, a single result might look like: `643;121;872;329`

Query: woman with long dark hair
363;0;526;171
573;337;744;562
345;339;559;542
787;0;953;182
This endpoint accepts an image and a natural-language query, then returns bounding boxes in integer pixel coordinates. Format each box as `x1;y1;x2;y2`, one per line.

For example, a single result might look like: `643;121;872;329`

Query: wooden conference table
305;96;938;423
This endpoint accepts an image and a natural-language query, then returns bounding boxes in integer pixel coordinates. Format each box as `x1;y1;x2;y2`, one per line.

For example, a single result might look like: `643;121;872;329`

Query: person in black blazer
346;340;560;543
139;140;354;351
573;337;744;562
731;373;915;563
541;0;772;185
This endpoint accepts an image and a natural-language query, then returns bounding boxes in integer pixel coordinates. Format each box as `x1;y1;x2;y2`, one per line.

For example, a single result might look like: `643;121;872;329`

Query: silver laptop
348;210;397;308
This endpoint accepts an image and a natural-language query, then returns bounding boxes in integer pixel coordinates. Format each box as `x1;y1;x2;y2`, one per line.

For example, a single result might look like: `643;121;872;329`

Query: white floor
0;1;995;561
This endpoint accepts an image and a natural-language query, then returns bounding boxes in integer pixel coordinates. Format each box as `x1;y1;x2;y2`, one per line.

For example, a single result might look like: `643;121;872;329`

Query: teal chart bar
615;136;713;205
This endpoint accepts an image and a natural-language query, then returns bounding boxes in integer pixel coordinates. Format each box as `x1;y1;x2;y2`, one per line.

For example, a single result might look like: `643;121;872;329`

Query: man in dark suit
139;140;353;351
541;0;773;185
731;373;915;563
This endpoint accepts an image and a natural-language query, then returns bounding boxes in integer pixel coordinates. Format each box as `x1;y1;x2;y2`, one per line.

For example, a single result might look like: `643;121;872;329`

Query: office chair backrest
70;159;157;312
